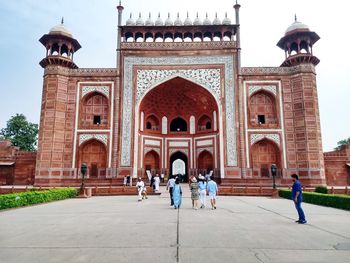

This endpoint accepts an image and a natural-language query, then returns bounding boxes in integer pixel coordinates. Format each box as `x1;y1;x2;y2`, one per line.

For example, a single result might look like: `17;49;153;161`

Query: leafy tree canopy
0;114;38;152
335;137;350;150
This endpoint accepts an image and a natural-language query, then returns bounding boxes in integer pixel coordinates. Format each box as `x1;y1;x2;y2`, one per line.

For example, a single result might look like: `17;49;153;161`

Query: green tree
335;137;350;150
0;114;38;152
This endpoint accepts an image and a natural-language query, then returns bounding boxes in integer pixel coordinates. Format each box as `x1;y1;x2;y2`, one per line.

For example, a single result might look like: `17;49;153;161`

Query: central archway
170;151;188;182
136;76;221;178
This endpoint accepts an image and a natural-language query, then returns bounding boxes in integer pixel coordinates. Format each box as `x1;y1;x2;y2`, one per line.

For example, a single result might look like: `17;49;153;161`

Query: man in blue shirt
291;174;306;224
207;176;218;210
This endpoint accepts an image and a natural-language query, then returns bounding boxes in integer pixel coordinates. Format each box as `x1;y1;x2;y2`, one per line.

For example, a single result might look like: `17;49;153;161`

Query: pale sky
0;0;349;151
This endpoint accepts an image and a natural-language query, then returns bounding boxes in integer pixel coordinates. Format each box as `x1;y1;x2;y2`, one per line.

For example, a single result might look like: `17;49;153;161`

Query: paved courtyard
0;186;349;263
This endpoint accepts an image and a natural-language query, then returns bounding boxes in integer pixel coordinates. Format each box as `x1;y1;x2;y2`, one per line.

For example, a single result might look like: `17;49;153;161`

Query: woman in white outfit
154;174;160;192
198;174;207;208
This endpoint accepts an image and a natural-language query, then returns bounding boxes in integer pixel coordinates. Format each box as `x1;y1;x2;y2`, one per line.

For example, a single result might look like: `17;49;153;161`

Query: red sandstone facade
30;4;330;187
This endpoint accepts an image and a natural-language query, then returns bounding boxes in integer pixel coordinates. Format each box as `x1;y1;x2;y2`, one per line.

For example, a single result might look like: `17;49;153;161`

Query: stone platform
0;185;349;263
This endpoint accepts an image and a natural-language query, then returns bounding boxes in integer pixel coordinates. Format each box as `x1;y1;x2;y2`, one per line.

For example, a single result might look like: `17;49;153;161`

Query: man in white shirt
136;177;145;202
166;175;176;206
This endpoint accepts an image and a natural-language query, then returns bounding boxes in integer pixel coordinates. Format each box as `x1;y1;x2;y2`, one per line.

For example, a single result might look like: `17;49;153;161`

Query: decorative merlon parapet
121;41;237;50
44;66;118;77
242;64;315;76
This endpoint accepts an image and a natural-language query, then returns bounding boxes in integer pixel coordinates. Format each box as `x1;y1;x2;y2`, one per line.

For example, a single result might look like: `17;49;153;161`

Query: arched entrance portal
198;150;214;172
79;140;107;177
170;151;188;182
251;139;281;177
138;76;220;179
144;150;160;171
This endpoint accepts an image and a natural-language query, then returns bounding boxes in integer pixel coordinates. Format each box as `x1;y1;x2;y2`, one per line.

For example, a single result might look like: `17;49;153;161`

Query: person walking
189;176;199;210
291;174;307;224
198;175;207;208
207;176;218;210
172;178;182;209
166;175;176;206
154;174;160;192
150;174;155;192
136;177;145;202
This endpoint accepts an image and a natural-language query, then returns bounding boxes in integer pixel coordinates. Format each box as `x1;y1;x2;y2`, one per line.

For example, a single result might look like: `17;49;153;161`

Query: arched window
170;117;187;132
248;91;278;127
198;115;212;131
251;139;281;177
80;92;109;128
145;115;159;131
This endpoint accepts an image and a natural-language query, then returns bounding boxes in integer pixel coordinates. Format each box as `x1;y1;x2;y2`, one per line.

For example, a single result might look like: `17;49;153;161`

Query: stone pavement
0;185;349;263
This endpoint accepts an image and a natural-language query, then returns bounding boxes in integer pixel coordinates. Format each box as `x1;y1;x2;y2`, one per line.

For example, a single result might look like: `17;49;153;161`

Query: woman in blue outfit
172;177;182;209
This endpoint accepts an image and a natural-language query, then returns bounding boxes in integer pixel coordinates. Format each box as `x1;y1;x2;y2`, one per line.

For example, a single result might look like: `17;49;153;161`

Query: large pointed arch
250;138;281;177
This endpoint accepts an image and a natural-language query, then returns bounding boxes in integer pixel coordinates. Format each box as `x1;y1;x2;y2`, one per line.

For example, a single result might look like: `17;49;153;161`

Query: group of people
166;173;218;210
136;172;307;224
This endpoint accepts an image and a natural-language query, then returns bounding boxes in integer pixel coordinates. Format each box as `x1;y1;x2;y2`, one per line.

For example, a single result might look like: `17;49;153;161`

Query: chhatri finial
158;12;161;18
295;14;297;22
61;17;64;24
177;12;180;18
129;13;132;19
149;12;151;18
168;12;170;18
196;12;199;18
206;12;208;18
139;12;141;18
187;11;189;18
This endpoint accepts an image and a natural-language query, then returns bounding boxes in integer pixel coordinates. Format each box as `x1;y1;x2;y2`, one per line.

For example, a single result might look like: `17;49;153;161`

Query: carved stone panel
248;85;277;97
81;86;110;99
79;134;108;146
250;134;280;146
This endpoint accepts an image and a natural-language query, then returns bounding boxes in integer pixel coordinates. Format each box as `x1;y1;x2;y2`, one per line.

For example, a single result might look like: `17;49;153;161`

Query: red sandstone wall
0;140;36;185
324;146;350;186
14;151;36;185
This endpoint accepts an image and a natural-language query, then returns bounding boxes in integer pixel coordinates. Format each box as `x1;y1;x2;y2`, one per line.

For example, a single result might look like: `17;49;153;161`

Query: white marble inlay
162;116;167;134
81;86;110;98
136;69;221;103
169;141;188;147
144;139;161;146
250;134;280;146
190;116;195;134
197;139;213;147
144;147;160;156
248;85;277;97
79;134;108;146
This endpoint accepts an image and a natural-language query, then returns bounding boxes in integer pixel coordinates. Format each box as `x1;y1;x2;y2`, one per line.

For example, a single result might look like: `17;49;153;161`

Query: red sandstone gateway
1;3;347;188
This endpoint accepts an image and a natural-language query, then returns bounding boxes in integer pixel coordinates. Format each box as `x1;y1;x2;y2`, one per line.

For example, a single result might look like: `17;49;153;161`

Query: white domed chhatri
203;13;211;25
285;15;309;35
126;13;135;26
212;13;221;25
155;13;163;26
174;13;183;26
193;13;202;25
165;13;173;26
145;13;154;26
184;12;192;26
49;19;72;37
136;13;144;26
222;12;231;25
